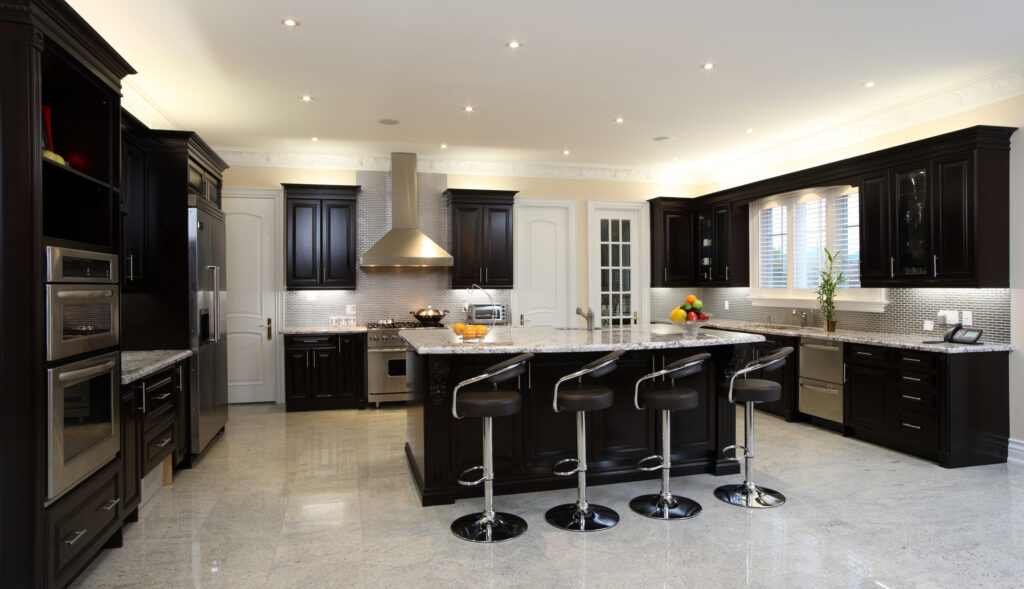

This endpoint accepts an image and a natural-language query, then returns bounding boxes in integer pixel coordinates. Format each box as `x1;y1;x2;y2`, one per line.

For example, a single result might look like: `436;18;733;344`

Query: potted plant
816;248;846;332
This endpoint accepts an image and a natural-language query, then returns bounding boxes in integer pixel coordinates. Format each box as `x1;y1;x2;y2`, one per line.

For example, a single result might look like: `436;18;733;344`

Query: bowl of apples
670;295;711;337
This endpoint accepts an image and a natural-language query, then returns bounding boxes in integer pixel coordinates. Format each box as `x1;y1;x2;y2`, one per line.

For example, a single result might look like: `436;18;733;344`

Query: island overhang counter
400;325;765;506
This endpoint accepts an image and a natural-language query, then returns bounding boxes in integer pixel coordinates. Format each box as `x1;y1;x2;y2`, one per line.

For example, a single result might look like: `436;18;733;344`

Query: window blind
758;205;788;289
793;199;826;289
833;192;861;288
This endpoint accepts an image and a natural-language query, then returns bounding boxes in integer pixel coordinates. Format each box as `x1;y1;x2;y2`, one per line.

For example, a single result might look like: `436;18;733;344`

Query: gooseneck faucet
576;306;595;332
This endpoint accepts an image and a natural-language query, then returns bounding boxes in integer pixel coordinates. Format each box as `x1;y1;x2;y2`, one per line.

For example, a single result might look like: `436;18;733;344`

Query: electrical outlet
345;304;357;315
462;301;469;312
938;310;958;324
923;320;934;331
724;300;730;310
962;311;973;326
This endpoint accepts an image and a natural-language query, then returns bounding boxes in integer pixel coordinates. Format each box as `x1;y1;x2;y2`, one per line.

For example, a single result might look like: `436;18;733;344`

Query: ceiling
70;0;1024;183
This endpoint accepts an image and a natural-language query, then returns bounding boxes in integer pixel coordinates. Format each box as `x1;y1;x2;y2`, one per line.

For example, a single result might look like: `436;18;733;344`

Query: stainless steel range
367;320;443;407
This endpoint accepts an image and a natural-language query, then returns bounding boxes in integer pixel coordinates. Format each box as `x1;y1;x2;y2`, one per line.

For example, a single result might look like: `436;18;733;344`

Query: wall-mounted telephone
925;323;983;345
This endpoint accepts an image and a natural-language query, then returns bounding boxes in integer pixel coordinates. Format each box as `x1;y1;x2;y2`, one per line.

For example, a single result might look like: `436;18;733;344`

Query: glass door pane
894;167;930;276
599;217;634;327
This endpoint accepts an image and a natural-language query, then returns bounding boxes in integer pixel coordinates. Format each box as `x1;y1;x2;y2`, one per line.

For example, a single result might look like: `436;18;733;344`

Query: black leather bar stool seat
728;379;782;403
640;387;698;411
456;390;522;418
714;346;793;509
450;353;534;543
545;350;625;532
630;352;712;520
554;384;614;413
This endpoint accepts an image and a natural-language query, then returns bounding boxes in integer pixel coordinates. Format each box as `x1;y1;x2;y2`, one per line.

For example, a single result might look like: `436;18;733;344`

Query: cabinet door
932;152;975;280
451;203;484;288
846;362;890;433
322;200;357;288
891;162;932;278
655;208;695;286
172;361;189;466
122;139;146;290
337;334;367;405
120;389;140;516
286;198;322;288
728;203;749;287
285;348;314;409
482;204;513;287
310;348;340;405
860;172;891;284
697;212;713;282
711;205;731;282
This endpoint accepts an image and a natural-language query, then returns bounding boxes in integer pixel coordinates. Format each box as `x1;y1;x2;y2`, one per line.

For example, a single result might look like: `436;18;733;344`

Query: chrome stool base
713;483;785;509
630;493;702;520
450;512;528;543
545;503;619;532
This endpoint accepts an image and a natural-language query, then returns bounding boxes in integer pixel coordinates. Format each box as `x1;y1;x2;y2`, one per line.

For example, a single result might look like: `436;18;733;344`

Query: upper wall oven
46;246;119;361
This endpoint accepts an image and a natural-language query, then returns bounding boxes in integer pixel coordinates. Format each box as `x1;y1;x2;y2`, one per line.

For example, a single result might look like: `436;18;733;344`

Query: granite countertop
121;350;193;385
279;326;368;334
704;319;1014;354
400;324;764;354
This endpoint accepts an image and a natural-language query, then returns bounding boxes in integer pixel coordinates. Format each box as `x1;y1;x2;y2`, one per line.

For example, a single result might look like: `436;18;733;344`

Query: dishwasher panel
799;338;844;382
798;377;843;423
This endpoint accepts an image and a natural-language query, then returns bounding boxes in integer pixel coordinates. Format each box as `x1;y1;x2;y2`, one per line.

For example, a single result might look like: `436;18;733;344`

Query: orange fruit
685;294;697;305
477;325;489;337
670;306;686;322
453;322;465;335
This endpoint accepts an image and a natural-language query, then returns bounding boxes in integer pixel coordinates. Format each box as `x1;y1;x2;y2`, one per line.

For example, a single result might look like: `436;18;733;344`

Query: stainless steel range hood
360;153;454;267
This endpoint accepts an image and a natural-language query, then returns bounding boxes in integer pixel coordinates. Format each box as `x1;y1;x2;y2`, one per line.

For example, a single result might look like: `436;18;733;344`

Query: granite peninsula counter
400;325;765;506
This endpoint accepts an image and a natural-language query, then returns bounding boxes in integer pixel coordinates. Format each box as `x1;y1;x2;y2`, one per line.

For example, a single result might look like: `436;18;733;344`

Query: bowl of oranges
670;295;711;337
453;323;489;342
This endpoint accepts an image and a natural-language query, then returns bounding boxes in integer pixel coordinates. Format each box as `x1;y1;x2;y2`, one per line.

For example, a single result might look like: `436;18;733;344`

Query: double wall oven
45;247;121;504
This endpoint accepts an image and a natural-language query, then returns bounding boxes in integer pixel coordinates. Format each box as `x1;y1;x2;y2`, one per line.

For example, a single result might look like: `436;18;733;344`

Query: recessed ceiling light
301;95;313;102
562;150;570;155
311;137;319;142
378;118;400;125
506;41;521;49
701;63;715;70
672;157;678;161
282;18;299;27
864;81;875;88
615;117;624;124
464;105;474;112
746;128;754;134
440;144;448;149
653;136;673;142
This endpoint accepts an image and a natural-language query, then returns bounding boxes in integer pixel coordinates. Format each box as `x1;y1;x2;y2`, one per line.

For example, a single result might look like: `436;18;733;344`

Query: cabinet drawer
894;371;936;390
286;335;334;348
144;422;175;474
143;401;174;434
894;409;939;449
847;344;889;363
895;350;937;370
142;369;177;414
49;463;120;577
892;384;938;412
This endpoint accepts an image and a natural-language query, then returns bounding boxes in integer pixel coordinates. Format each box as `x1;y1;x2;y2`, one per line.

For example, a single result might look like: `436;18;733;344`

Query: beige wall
223;166;357;188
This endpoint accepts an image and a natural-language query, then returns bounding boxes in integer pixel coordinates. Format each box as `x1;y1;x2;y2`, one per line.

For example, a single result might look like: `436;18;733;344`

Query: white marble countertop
704;319;1014;354
279;326;368;334
121;350;193;385
400;324;764;354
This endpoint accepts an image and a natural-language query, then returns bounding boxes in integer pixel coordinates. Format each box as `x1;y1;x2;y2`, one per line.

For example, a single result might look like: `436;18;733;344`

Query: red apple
687;311;698;322
698;311;709;321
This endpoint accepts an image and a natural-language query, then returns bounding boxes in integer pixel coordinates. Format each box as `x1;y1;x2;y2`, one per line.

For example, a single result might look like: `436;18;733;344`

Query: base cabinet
119;389;140;522
285;334;367;411
750;336;799;421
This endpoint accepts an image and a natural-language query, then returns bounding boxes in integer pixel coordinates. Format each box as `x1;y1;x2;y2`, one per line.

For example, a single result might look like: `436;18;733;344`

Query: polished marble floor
74;403;1024;588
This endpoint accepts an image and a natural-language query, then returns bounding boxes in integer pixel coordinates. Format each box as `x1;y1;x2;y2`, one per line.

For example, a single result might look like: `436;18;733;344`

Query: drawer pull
62;529;87;546
855;351;873;357
149;376;174;391
297;338;323;343
98;498;120;512
902;422;922;431
155;437;172;448
903;357;922;363
151;392;172;401
902;376;922;382
901;394;922;402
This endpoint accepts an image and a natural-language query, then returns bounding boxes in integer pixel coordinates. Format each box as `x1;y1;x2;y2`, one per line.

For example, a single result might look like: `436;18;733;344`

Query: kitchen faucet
792;309;808;328
576;306;595;332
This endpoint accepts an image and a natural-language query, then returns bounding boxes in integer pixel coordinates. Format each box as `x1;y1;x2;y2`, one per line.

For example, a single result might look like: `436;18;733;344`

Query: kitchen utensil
410;306;448;325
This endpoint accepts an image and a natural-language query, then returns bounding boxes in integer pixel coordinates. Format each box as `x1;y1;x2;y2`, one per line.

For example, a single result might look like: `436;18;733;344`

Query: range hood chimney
360;153;454;267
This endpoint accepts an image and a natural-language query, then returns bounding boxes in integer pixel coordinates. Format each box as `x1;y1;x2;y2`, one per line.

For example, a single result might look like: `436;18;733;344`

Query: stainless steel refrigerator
188;206;228;454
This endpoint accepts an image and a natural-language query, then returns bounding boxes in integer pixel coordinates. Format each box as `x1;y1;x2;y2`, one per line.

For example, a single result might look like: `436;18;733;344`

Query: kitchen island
400;325;764;506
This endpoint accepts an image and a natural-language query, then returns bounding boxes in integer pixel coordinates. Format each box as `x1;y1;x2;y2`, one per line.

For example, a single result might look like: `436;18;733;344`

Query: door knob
258;318;272;340
633;311;638;325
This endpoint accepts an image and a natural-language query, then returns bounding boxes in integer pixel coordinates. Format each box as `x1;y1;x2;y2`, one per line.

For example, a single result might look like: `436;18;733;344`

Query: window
749;186;886;311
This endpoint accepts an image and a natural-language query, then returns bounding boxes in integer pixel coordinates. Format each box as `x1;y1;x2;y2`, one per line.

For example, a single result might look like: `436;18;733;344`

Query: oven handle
58;360;117;383
369;348;409;353
56;290;114;299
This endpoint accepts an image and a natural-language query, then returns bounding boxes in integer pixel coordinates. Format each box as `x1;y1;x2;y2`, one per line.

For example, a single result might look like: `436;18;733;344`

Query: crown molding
120;77;179;130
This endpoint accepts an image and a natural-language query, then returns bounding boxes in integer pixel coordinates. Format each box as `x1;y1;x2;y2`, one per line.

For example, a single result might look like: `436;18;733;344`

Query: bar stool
714;346;794;509
546;350;626;532
450;353;534;542
630;352;712;520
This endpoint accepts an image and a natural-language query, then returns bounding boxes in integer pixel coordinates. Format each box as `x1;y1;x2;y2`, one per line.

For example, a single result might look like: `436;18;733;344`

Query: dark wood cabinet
694;203;748;285
283;184;359;290
932;152;975;280
137;363;187;476
846;359;891;433
285;334;367;411
445;189;517;288
750;336;799;421
859;172;891;282
119;388;140;522
650;199;696;287
120;112;148;290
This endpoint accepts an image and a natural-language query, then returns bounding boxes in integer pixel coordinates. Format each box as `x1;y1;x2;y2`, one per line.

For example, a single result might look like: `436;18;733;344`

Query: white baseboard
1009;437;1024;467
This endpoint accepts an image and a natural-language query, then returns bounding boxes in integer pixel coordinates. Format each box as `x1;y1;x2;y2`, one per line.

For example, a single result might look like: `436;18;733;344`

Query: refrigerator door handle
207;265;220;343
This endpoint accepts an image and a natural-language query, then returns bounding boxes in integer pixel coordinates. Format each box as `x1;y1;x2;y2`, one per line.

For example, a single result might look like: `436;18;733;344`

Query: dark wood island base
404;345;752;507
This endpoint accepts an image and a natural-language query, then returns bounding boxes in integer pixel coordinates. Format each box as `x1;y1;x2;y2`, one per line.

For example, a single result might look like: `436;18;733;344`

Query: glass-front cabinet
892;162;932;278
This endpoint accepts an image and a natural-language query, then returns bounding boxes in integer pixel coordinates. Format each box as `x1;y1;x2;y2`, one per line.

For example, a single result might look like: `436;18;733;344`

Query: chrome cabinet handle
890;257;895;278
177;364;184;390
128;254;134;282
152;392;172;401
98;498;120;512
933;254;938;277
843;363;847;382
664;267;667;282
799;382;839;395
902;394;922;401
902;422;922;431
479;268;483;282
305;350;310;368
156;437;172;448
485;267;488;282
62;529;87;546
725;265;729;281
903;357;922;363
855;351;873;357
312;352;317;368
902;375;922;382
297;339;322;343
150;376;174;391
207;265;220;343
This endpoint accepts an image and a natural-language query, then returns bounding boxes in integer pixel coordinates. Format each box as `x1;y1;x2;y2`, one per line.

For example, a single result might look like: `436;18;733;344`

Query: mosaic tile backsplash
284;171;511;327
653;287;1010;344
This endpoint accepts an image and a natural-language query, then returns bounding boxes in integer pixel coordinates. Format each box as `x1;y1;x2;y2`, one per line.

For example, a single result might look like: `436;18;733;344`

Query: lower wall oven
368;347;408;407
47;350;120;504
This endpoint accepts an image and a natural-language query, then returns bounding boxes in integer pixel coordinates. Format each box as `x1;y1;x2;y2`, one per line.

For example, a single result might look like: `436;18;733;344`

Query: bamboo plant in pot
816;248;846;332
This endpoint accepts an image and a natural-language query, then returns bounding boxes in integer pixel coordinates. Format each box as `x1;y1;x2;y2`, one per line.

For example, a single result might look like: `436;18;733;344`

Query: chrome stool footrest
636;454;664;471
721;444;747;460
552;457;581;477
457;465;486;486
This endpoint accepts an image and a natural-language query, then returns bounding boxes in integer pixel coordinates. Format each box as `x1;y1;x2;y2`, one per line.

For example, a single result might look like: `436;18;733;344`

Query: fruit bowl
453;323;489;342
673;318;710;337
670;294;711;337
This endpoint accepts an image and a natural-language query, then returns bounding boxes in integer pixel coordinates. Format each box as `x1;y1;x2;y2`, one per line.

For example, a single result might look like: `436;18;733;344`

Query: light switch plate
724;300;730;310
962;311;973;326
923;320;934;331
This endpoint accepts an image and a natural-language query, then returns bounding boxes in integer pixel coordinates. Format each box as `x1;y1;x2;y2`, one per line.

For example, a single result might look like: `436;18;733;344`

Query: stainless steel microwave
468;304;507;324
45;247;120;361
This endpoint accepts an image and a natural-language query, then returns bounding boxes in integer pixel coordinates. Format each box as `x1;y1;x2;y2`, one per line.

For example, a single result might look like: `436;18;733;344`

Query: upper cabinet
284;184;360;290
650;198;696;287
698;203;748;286
648;199;749;287
445;189;517;289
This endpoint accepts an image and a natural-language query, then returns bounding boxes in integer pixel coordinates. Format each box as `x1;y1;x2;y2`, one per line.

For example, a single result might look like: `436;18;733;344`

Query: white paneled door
588;202;649;327
513;199;577;327
223;190;282;403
